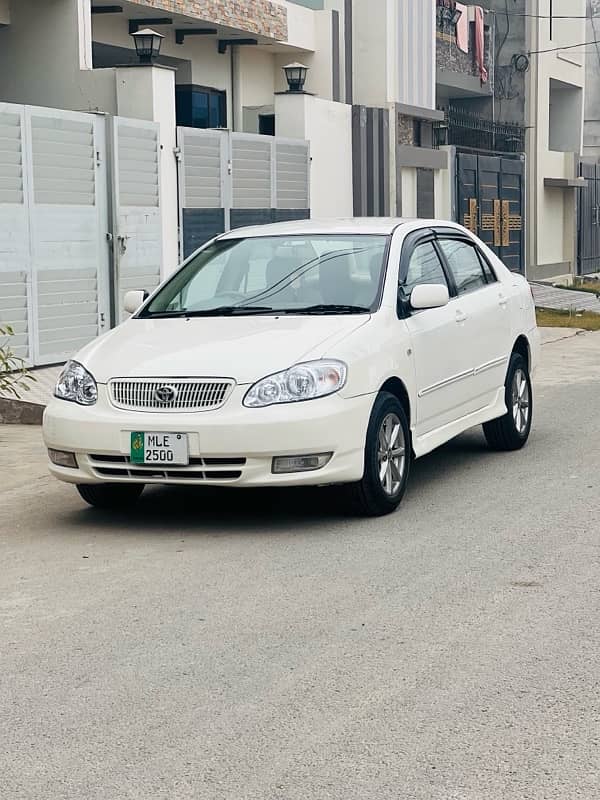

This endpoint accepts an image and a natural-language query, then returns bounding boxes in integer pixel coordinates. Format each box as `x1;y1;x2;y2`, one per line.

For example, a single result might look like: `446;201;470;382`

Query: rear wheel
77;483;144;509
347;392;410;517
483;352;532;451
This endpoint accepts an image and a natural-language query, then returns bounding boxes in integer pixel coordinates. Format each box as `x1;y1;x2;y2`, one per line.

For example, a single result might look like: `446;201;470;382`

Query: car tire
77;483;145;509
346;392;411;517
483;352;533;451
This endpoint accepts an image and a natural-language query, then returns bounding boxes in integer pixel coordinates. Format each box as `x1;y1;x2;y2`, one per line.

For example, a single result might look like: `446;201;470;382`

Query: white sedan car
43;218;539;516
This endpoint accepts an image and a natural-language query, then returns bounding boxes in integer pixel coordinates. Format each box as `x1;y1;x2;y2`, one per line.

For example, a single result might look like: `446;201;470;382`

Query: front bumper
42;385;373;487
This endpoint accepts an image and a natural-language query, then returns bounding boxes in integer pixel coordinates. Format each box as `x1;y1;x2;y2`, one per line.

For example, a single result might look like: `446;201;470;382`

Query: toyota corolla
43;218;540;516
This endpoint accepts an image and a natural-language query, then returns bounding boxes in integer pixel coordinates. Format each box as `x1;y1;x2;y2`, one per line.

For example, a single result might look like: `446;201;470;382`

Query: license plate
130;432;189;465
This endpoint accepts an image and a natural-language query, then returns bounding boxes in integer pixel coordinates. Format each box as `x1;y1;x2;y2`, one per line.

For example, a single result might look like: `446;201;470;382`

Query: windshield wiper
146;306;277;318
288;304;371;315
187;305;277;316
145;304;370;318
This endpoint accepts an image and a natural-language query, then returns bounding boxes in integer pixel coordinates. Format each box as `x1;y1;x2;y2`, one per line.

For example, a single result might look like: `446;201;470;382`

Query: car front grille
88;454;246;482
108;378;235;412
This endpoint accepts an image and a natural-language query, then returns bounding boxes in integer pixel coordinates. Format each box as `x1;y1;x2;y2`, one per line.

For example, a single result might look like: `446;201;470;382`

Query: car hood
76;315;371;384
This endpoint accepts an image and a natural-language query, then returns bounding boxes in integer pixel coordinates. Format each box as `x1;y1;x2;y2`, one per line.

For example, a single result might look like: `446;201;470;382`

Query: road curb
0;397;44;425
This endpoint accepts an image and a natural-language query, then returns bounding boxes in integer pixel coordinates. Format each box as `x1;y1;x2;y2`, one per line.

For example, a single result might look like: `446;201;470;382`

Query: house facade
0;0;447;367
434;0;586;281
0;0;588;369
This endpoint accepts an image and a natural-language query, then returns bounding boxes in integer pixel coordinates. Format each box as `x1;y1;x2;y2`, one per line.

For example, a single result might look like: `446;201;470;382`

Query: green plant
0;324;36;399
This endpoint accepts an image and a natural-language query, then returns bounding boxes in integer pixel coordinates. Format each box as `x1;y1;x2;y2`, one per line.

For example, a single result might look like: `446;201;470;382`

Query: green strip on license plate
131;432;145;464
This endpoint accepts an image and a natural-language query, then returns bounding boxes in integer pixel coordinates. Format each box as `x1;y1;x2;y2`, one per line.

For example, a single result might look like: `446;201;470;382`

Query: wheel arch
512;334;531;370
379;376;411;429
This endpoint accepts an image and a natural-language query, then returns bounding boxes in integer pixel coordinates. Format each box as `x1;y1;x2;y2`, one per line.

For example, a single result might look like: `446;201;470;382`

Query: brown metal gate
457;152;525;273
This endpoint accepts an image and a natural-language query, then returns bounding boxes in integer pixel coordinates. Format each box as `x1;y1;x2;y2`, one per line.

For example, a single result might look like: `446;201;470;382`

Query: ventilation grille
108;378;235;412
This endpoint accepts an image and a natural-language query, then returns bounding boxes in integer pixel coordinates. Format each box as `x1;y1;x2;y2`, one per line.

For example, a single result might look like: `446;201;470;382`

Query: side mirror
410;283;449;310
123;290;147;315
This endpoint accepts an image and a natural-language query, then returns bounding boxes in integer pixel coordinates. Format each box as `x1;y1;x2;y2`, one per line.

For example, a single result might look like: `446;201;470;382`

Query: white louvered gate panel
113;118;162;320
0;104;110;367
0;105;30;363
27;107;109;364
180;128;225;209
231;134;272;209
176;129;310;258
275;140;310;210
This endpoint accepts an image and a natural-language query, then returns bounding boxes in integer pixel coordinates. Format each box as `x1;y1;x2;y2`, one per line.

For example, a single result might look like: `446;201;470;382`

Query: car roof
217;217;465;239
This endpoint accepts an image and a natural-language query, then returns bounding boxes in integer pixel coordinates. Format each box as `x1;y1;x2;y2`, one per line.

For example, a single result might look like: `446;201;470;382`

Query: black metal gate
577;161;600;276
457;152;525;273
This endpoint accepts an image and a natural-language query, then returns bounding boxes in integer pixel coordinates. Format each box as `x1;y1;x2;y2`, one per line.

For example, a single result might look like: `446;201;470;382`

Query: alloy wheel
377;413;406;497
512;368;530;434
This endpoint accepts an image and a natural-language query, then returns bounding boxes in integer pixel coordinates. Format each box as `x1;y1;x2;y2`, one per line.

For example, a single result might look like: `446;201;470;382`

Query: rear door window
477;250;498;283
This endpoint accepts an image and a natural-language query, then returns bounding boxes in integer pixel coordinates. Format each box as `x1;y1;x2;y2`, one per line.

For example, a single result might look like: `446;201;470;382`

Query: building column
116;65;178;276
275;92;353;218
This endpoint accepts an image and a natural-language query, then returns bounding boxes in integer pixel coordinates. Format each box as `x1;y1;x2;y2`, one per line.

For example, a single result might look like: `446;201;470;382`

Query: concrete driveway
1;330;599;800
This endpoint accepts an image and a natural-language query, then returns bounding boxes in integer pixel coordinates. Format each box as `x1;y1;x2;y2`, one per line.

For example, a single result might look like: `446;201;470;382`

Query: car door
400;233;476;437
435;234;513;410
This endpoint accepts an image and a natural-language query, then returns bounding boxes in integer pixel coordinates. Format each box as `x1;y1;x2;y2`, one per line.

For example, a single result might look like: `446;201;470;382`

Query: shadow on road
57;428;506;535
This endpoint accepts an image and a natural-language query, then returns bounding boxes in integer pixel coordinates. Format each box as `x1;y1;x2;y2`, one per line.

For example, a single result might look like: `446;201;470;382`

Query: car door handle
455;310;468;323
498;294;508;307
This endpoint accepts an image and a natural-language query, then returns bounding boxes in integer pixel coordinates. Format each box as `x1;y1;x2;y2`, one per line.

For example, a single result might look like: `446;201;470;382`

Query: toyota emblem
154;385;177;404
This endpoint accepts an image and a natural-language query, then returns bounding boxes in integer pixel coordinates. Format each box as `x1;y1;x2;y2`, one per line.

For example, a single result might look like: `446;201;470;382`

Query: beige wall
434;165;452;221
275;93;352;217
0;0;116;113
276;0;317;50
527;0;586;279
352;0;389;106
235;47;276;133
91;11;230;89
400;168;417;217
352;0;435;110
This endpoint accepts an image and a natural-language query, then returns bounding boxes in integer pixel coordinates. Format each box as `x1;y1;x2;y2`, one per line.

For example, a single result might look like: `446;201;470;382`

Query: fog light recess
272;453;332;474
48;449;78;469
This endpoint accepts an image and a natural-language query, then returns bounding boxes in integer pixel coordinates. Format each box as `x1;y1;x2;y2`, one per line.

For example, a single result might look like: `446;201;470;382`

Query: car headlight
54;360;98;406
244;360;347;408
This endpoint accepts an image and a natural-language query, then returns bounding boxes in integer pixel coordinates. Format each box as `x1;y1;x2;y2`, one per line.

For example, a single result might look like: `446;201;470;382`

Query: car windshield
141;234;389;317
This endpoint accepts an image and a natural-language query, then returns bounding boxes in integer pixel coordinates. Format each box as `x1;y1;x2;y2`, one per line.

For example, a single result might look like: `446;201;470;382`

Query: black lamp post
283;62;309;93
131;28;164;64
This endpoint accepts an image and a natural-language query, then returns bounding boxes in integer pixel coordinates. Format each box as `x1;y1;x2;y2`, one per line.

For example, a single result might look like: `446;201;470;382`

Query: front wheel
77;483;144;509
483;353;532;451
346;392;411;517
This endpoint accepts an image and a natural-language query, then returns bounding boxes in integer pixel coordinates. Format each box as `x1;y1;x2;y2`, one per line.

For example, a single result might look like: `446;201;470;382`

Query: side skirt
412;388;506;459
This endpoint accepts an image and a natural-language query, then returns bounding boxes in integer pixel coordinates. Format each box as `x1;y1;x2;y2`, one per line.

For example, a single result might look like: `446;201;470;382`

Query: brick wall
139;0;288;40
397;114;415;146
436;11;491;80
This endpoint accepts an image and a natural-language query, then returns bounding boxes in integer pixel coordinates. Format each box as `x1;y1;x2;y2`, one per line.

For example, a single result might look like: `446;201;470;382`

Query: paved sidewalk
0;363;63;406
531;282;600;314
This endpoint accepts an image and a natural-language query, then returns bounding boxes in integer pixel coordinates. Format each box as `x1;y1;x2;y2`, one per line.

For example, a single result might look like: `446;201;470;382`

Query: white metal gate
0;103;110;366
111;117;162;320
177;128;310;258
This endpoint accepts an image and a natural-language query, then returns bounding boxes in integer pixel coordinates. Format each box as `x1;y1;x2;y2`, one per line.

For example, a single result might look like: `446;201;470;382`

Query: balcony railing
434;105;525;153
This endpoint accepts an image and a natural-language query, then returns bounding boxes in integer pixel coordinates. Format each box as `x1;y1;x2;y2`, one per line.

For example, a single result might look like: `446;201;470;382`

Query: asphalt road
2;330;600;800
